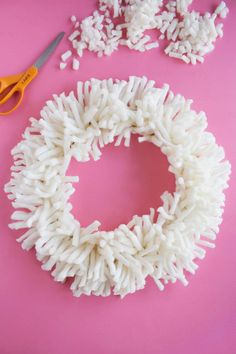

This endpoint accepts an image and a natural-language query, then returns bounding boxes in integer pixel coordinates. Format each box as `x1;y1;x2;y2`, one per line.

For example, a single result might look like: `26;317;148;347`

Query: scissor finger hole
0;87;21;114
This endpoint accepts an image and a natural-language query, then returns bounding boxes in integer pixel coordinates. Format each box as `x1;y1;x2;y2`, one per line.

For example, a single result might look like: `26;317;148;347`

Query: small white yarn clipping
61;0;229;69
5;77;231;297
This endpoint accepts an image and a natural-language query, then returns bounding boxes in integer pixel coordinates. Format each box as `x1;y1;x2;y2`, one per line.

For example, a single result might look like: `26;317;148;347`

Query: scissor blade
34;32;65;70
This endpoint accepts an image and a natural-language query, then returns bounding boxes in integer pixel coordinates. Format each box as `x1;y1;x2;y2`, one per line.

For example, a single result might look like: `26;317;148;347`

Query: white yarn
5;77;231;298
62;0;228;69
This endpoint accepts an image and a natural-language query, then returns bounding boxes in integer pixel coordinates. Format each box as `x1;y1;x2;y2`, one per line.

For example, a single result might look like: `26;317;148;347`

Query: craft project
5;77;231;297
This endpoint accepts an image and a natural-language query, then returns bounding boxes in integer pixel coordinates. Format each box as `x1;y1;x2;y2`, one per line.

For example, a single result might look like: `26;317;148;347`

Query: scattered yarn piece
59;62;67;70
72;58;80;70
60;0;229;69
61;50;72;62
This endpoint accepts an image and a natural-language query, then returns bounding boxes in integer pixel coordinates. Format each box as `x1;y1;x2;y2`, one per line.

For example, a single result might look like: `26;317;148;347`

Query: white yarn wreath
5;76;231;298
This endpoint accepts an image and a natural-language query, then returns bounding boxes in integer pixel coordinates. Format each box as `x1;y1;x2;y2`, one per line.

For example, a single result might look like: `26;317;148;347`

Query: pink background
0;1;235;353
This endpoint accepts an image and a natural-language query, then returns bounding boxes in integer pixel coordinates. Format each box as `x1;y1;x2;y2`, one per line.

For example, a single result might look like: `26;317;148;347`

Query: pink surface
0;1;236;354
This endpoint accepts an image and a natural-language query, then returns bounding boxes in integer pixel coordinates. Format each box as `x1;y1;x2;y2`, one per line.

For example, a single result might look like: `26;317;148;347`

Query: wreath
5;77;231;297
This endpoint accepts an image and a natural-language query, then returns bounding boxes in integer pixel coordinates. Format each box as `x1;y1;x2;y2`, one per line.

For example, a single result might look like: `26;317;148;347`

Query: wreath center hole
67;135;175;231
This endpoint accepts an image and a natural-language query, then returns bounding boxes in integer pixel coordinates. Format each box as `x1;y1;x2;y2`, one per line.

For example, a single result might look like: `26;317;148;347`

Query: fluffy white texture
61;0;228;69
99;0;122;17
123;0;162;51
176;0;193;15
214;1;229;18
5;77;231;298
162;1;229;64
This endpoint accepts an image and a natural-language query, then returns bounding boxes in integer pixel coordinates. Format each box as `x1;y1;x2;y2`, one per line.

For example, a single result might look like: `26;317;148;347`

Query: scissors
0;32;65;116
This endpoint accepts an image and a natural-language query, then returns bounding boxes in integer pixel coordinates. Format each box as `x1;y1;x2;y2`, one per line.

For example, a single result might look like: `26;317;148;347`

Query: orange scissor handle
0;65;38;116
